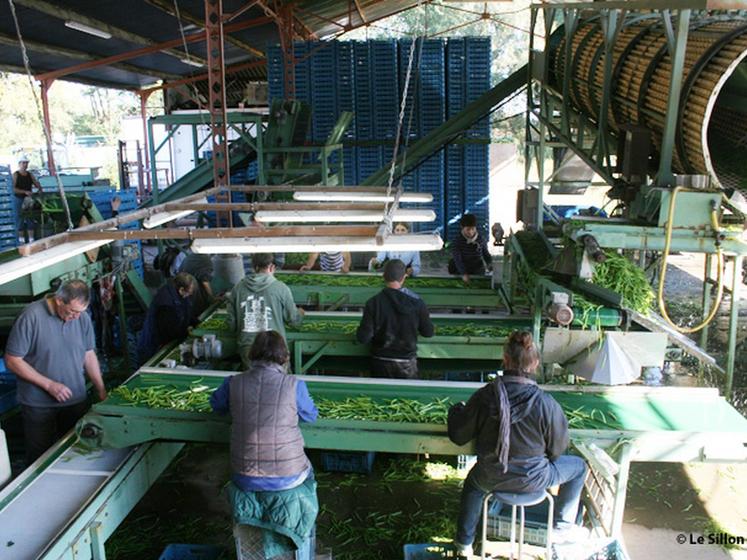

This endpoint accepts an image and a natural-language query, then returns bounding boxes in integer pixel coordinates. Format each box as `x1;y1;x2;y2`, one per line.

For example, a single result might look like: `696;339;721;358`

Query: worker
12;154;43;243
448;213;492;284
356;259;434;378
178;244;216;320
449;331;588;557
209;331;318;555
227;253;304;368
368;222;421;276
300;251;351;273
137;272;197;366
5;280;107;464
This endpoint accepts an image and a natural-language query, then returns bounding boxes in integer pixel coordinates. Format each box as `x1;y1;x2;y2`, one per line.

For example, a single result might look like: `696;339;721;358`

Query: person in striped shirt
300;251;351;273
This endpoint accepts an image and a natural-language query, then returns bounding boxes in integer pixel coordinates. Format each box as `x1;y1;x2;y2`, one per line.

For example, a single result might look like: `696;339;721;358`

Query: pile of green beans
111;381;212;412
296;320;511;338
315;396;451;424
275;273;491;290
565;406;622;430
592;251;654;314
197;317;230;332
515;230;553;270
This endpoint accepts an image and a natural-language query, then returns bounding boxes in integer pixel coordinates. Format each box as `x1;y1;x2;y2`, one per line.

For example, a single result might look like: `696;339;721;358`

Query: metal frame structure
524;1;747;396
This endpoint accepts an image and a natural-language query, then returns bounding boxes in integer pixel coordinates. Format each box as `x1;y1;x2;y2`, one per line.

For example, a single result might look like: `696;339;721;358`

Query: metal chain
7;0;74;231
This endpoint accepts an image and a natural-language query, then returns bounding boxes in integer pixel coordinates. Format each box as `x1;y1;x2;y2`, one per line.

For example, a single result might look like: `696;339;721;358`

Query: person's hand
406;267;414;276
299;264;311;271
25;191;31;198
110;196;122;213
97;387;108;402
298;307;306;316
462;274;470;284
46;381;73;403
341;265;350;274
369;258;379;269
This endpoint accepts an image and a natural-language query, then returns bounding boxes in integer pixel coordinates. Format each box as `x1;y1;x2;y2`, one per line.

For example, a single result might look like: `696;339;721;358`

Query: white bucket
0;429;11;487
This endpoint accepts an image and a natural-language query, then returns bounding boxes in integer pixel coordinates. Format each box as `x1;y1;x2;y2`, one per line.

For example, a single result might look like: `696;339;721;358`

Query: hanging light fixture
143;198;207;228
191;233;443;254
64;21;112;39
253;209;436;223
293;192;433;203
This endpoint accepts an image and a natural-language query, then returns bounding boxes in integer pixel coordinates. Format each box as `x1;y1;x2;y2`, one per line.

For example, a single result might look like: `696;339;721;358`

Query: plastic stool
481;490;554;560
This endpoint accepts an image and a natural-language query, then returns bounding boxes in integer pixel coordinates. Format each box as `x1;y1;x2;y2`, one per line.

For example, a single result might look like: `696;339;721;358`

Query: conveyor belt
78;370;747;463
0;436;182;560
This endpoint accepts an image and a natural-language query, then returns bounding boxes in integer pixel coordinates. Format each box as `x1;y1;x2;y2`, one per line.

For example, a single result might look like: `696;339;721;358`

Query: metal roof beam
13;0;207;65
34;16;270;82
0;32;180;81
142;0;266;58
140;59;266;95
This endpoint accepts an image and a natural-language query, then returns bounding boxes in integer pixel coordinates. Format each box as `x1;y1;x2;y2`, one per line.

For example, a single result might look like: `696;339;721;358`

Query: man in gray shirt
6;280;107;464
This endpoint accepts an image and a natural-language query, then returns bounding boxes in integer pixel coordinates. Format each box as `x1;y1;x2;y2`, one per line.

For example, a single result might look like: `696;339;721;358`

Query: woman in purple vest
210;330;318;490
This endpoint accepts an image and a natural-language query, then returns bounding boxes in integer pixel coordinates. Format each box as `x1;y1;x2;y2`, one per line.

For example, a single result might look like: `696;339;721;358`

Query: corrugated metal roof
0;0;420;96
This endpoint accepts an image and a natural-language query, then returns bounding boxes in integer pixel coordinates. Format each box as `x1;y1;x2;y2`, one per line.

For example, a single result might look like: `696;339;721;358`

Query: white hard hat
18;155;29;163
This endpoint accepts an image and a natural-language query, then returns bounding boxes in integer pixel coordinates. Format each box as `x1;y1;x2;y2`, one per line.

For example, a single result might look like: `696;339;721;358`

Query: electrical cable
656;186;725;333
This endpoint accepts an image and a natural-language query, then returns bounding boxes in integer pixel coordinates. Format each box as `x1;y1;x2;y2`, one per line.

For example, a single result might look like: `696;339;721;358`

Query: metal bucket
212;254;244;294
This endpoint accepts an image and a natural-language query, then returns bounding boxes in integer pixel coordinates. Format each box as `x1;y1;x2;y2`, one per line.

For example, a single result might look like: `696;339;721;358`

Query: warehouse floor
103;444;747;560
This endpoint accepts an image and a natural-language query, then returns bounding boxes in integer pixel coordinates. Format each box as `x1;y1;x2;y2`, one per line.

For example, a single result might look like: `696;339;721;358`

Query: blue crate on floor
403;543;458;559
159;543;223;560
320;451;375;474
0;380;18;415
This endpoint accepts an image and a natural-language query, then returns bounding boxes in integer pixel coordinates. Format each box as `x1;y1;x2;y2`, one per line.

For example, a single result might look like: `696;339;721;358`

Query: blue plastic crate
320;451;375;474
158;543;223;560
403;543;458;560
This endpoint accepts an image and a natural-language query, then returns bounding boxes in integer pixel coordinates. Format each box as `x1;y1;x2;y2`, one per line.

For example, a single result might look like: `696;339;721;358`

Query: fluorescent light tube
0;239;113;286
180;57;204;68
253;209;436;223
143;198;207;228
293;192;433;203
191;233;443;254
64;21;112;39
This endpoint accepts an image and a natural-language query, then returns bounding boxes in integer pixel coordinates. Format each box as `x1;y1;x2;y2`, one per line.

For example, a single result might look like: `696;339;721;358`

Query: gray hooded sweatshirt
227;273;303;352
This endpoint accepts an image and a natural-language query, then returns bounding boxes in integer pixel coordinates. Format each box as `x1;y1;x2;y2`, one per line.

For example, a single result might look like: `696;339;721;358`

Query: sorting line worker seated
210;331;318;556
449;331;588;558
300;251;351;273
356;259;434;379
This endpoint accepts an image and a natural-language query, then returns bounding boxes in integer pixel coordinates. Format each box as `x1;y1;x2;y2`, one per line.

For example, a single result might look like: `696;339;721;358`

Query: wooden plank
68;225;379;241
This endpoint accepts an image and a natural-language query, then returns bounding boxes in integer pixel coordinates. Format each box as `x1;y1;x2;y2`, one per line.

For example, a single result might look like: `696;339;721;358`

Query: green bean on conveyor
109;385;624;431
275;273;491;290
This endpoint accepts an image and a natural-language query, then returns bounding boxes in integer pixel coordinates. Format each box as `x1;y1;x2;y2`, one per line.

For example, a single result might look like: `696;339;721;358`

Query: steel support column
139;91;152;197
40;79;56;176
205;0;232;226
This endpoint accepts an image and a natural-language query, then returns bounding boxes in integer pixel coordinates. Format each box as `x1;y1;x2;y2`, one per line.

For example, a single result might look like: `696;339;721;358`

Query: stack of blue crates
0;165;17;250
266;38;492;233
417;40;446;233
397;39;419;199
354;41;380;184
87;189;144;277
446;38;466;242
336;41;357;185
464;37;491;236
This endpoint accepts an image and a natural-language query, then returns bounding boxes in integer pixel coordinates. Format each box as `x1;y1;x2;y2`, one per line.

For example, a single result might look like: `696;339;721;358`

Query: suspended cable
7;0;74;231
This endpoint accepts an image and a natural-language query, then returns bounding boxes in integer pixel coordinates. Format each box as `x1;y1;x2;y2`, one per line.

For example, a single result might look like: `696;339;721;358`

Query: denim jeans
455;455;587;547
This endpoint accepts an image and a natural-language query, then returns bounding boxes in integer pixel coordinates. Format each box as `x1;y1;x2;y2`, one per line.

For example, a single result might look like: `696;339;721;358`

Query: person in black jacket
137;272;197;366
448;213;492;284
356;259;434;379
450;331;587;557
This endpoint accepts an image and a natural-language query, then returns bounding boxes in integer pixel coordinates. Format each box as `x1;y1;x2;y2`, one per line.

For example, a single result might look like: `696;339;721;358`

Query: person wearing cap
12;155;43;243
356;259;434;379
448;213;492;284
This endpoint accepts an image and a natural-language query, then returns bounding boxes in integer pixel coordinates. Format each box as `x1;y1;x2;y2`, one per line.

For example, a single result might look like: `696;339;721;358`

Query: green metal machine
188;308;530;374
272;271;506;311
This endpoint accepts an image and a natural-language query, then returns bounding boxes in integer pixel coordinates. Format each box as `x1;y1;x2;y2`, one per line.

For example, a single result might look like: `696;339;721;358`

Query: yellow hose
657;187;724;334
